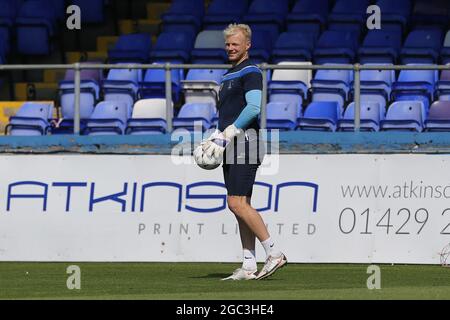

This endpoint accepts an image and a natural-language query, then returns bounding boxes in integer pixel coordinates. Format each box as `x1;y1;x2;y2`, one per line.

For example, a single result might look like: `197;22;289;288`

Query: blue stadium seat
57;68;101;134
411;0;450;30
173;103;215;132
424;100;450;131
249;30;273;63
436;69;450;101
391;65;438;110
266;101;299;130
102;67;143;118
243;0;289;40
358;30;402;64
6;102;53;136
71;0;105;23
203;0;249;30
126;99;169;135
108;33;152;64
182;68;225;107
375;0;411;34
271;32;315;63
161;0;204;35
150;31;195;64
85;101;128;135
400;29;443;64
16;0;57;55
268;61;312;106
328;0;371;38
310;66;353;111
286;0;329;40
0;0;19;54
139;65;181;103
338;101;383;132
313;30;358;64
380;101;425;132
190;30;229;64
350;65;396;111
440;31;450;64
297;101;340;131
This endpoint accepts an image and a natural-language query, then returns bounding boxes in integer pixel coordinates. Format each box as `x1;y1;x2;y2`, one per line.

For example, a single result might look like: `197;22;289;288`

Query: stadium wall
1;132;450;263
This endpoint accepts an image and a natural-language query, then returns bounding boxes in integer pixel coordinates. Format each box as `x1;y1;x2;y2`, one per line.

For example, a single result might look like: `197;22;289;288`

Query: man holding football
201;23;287;280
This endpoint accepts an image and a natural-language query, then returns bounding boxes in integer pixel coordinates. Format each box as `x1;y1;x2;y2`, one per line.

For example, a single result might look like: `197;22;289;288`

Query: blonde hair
223;23;252;42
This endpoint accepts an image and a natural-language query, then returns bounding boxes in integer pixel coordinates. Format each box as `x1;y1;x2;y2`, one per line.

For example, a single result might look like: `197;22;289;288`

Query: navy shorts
222;131;265;197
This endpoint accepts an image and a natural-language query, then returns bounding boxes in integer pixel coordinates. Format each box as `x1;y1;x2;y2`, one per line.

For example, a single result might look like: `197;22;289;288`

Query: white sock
261;237;282;258
242;248;257;271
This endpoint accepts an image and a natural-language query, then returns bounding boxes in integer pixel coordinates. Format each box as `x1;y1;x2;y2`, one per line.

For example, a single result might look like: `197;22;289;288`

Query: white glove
202;125;241;159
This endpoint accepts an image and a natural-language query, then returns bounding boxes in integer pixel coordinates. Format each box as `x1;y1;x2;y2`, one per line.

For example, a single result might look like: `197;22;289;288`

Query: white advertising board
0;154;449;264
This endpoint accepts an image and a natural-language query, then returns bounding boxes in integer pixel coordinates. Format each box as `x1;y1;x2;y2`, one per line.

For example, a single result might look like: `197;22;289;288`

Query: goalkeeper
203;24;287;281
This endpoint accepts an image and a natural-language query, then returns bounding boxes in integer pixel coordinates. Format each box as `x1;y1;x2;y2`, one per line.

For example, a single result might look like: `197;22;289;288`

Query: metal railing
1;62;449;134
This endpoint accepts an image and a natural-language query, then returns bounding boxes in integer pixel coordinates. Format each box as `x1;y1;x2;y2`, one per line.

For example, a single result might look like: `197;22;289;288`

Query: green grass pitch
0;262;449;299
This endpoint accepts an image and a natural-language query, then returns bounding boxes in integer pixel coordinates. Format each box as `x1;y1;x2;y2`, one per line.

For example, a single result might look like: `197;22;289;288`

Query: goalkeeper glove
202;125;241;159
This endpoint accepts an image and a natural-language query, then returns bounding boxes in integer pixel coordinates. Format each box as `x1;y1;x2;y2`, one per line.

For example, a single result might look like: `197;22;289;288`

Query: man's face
225;31;250;64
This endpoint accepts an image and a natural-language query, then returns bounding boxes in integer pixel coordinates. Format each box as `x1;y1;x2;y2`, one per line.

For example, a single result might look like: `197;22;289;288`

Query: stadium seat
57;68;101;134
358;30;402;64
150;31;195;64
161;0;204;35
203;0;250;30
182;68;225;106
391;65;438;110
126;99;170;135
6;102;53;136
71;0;105;23
310;66;353;111
243;0;289;41
375;0;411;35
297;101;340;131
0;0;19;54
313;30;358;64
102;67;143;118
424;100;450;131
108;33;152;64
436;68;450;101
328;0;371;38
380;100;427;132
411;0;450;30
173;103;215;132
380;100;425;132
286;0;329;40
249;30;273;63
440;31;450;64
350;65;396;112
268;61;312;107
16;0;58;55
85;101;128;135
139;66;181;103
338;101;383;132
400;29;443;64
266;101;299;130
190;30;229;64
271;32;315;63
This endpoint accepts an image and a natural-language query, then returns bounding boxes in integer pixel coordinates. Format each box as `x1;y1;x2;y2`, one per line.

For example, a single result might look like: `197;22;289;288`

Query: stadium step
43;70;67;84
66;51;108;64
146;2;171;20
97;36;119;53
15;83;59;103
118;19;161;37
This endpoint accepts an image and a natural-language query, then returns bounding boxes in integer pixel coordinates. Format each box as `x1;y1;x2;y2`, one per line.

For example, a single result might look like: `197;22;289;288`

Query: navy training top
217;59;262;132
